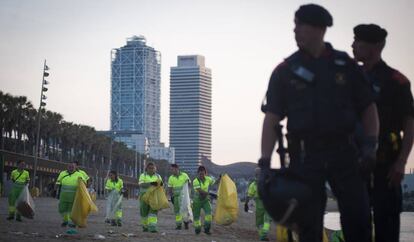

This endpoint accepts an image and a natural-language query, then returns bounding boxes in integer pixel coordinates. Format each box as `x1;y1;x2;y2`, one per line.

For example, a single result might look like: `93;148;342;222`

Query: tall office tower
110;35;161;148
170;55;212;174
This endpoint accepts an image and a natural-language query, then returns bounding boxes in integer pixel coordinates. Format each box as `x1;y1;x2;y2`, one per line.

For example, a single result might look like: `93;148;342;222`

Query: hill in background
201;156;256;179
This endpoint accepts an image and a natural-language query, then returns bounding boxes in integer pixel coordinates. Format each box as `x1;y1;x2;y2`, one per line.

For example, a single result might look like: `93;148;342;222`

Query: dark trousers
370;164;402;242
289;143;371;242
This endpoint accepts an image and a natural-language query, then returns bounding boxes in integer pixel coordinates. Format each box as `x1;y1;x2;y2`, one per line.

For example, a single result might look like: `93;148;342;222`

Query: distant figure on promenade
167;163;191;230
7;160;30;221
352;23;414;242
258;4;379;242
245;167;271;241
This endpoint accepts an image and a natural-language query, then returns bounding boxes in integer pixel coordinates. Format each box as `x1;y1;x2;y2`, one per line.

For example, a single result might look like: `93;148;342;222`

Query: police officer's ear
321;26;327;35
375;40;386;51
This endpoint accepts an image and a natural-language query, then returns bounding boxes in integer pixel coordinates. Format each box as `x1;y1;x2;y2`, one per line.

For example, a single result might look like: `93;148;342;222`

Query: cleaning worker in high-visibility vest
55;161;87;227
139;162;163;233
105;170;124;226
245;167;271;241
193;165;215;235
167;163;191;230
7;160;30;221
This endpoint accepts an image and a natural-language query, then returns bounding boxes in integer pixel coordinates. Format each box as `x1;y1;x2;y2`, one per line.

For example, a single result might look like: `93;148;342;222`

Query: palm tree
1;91;168;177
0;91;7;149
40;111;63;159
20;108;37;155
61;121;77;161
14;96;34;152
1;92;15;150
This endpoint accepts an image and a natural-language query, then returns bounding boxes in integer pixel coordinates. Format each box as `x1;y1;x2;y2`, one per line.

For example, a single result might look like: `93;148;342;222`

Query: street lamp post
108;131;116;173
32;60;50;188
134;147;138;178
138;152;142;175
108;137;113;171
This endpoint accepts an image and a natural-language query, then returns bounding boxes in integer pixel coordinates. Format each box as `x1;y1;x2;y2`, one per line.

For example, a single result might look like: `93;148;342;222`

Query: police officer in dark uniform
259;4;380;242
352;24;414;242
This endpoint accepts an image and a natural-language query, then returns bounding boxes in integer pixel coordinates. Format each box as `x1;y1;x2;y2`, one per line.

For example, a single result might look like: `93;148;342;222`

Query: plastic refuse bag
276;225;328;242
331;230;345;242
30;187;40;198
179;181;193;222
71;178;98;227
214;174;238;225
88;187;97;202
276;225;297;242
105;190;123;220
141;185;169;211
15;185;35;219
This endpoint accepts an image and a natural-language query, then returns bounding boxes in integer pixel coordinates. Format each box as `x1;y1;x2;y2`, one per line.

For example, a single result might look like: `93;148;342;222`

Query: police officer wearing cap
352;24;414;242
259;4;379;242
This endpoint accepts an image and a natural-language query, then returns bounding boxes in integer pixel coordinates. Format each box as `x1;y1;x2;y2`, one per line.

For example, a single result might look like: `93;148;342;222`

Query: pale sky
1;0;413;170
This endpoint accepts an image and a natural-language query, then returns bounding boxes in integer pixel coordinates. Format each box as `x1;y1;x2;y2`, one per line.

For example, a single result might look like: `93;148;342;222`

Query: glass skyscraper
110;36;161;148
170;55;212;174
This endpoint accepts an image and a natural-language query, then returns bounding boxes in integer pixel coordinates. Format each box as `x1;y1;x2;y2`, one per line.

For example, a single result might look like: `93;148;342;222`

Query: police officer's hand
150;181;158;186
258;158;271;179
359;136;378;174
387;159;405;187
244;202;249;212
258;157;271;170
257;158;272;199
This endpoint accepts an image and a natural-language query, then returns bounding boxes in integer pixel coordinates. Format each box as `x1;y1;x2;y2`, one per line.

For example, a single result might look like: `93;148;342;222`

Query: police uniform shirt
266;43;374;137
368;60;414;156
368;60;414;134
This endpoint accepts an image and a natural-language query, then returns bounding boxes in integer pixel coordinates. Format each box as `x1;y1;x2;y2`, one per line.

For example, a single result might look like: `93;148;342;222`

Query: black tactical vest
282;50;359;138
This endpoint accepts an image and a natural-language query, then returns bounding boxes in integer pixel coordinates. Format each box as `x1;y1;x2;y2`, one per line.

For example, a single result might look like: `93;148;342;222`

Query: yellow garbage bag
214;174;238;225
323;228;329;242
275;225;328;242
71;178;98;227
89;191;97;202
141;185;169;211
276;225;294;242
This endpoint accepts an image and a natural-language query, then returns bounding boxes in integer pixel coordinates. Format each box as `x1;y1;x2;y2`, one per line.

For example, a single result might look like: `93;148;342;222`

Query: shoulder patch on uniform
334;50;349;59
333;50;350;66
392;70;410;85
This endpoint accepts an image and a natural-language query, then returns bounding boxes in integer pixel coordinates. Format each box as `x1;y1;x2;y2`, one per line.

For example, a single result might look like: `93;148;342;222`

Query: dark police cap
354;24;387;43
295;4;333;27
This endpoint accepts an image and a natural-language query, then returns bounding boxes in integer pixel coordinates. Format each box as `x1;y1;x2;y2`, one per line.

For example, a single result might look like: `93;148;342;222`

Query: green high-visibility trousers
140;196;158;231
193;197;212;230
